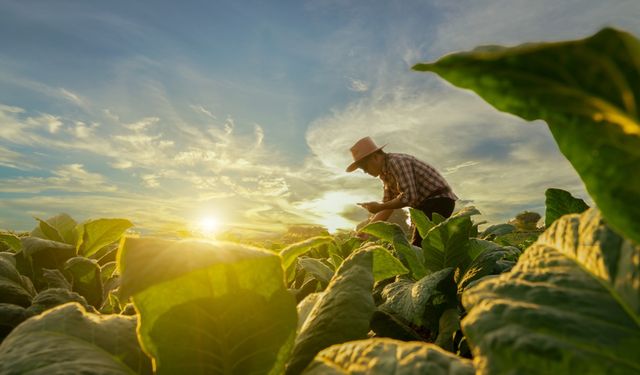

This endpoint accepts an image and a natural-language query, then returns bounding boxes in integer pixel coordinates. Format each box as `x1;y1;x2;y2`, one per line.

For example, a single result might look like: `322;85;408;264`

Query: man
346;136;457;246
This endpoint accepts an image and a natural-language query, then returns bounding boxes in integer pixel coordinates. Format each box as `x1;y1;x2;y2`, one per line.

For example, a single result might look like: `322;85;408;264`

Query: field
1;28;639;374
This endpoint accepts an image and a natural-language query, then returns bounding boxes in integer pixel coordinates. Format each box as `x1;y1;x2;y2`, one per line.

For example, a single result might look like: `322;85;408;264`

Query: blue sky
1;0;639;235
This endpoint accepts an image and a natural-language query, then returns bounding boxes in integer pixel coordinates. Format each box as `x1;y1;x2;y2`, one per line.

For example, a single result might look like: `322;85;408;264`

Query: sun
198;216;221;236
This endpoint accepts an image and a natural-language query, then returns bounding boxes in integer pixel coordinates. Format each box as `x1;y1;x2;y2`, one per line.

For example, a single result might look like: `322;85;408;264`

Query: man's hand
358;201;384;214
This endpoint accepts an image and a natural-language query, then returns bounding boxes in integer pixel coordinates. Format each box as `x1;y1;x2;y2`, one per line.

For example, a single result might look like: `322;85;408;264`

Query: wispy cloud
347;78;369;92
0;164;117;193
0;145;38;170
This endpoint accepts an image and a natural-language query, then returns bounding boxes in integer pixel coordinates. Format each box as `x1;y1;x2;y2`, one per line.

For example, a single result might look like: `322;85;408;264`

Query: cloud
110;160;133;169
348;78;369;92
189;105;217;119
430;0;640;57
0;145;38;170
58;88;86;107
0;164;117;193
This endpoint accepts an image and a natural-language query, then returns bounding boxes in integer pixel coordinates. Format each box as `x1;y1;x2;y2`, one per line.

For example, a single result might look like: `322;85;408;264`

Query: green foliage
76;218;133;257
280;236;334;281
421;208;480;275
378;268;454;332
0;234;22;253
31;213;77;244
298;257;335;286
462;209;640;374
414;27;640;245
63;257;103;307
286;250;375;375
368;245;410;282
0;253;35;307
303;338;474;375
27;287;94;315
545;187;590;227
434;308;460;353
118;237;298;375
0;303;152;374
456;244;521;297
361;221;427;279
409;208;435;238
479;224;515;240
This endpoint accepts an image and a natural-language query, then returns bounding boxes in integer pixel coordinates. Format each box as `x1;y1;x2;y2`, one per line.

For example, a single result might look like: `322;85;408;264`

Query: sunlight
295;191;372;233
198;215;221;236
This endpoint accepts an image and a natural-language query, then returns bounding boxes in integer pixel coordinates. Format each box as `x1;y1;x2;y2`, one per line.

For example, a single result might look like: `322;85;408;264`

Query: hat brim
345;145;385;172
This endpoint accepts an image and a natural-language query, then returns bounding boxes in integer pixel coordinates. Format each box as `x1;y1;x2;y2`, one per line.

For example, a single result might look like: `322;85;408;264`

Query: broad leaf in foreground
118;237;297;375
544;187;589;227
303;338;474;375
414;28;640;245
286;250;375;375
0;303;152;374
461;208;640;374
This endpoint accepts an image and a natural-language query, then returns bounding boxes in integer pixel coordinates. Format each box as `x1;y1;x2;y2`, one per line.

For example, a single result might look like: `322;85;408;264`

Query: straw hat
346;137;386;172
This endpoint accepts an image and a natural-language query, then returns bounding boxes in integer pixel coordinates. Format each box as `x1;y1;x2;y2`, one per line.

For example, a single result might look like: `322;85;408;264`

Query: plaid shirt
380;153;457;207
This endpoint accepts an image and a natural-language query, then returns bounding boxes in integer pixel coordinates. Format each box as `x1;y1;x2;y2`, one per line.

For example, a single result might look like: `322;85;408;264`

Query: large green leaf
280;236;334;271
298;257;335;285
0;253;35;307
456;244;520;297
414;27;640;245
379;268;454;331
44;213;77;244
544;188;590;227
35;217;64;243
77;218;133;257
286;250;375;375
422;210;478;274
303;338;474;375
361;221;426;279
409;208;435;238
369;245;409;282
461;208;640;374
118;237;297;375
0;303;152;374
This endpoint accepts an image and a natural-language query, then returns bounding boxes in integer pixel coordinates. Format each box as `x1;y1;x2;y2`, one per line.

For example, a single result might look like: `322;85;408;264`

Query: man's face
359;154;380;177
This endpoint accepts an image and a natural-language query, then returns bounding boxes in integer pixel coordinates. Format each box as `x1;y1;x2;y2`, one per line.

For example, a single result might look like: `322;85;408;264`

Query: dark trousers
411;197;455;247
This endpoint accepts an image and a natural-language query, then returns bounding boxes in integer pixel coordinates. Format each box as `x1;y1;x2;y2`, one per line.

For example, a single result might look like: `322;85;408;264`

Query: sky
1;0;639;236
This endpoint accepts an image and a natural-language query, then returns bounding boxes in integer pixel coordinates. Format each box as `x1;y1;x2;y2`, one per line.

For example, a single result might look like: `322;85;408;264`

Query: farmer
346;136;458;246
